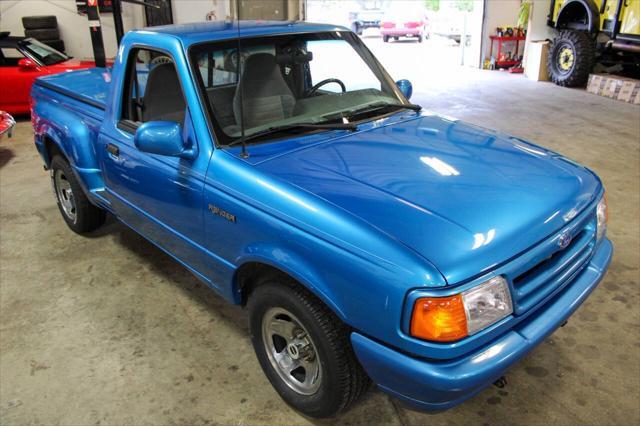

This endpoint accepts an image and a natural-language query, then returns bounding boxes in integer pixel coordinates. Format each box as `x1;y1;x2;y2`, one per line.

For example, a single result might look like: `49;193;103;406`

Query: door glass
122;49;186;125
0;48;24;67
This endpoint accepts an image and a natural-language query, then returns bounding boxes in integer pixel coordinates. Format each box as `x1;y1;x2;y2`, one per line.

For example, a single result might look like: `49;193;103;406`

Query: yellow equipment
547;0;640;86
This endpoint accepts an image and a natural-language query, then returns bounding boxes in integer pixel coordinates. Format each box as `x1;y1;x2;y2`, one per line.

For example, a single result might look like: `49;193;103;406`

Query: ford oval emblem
558;232;572;249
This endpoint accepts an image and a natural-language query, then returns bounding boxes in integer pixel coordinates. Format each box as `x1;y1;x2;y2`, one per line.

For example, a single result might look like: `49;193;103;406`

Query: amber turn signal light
410;295;468;342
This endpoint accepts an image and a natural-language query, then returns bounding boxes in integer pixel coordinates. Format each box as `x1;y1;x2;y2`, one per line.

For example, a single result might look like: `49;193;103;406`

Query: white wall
172;0;231;23
526;0;553;41
481;0;522;62
0;0;144;59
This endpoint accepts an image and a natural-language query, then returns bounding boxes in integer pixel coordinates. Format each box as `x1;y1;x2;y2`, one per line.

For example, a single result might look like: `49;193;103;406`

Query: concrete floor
1;70;639;425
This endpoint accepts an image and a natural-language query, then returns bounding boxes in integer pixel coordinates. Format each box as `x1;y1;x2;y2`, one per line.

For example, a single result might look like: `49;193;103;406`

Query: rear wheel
50;155;105;233
248;279;370;418
548;30;595;87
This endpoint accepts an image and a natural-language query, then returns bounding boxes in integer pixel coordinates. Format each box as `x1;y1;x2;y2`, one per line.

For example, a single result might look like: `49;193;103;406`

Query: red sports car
0;111;16;139
0;33;96;115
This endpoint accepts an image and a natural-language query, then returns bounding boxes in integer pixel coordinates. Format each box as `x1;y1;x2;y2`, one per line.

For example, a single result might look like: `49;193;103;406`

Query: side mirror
396;79;413;100
18;58;38;70
134;121;195;159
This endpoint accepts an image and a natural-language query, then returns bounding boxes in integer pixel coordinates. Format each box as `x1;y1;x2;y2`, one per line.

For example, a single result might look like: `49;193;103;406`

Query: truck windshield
190;31;410;146
19;38;69;66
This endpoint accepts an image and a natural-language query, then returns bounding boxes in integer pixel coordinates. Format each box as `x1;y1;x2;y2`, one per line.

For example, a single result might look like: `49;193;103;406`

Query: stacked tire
22;15;65;53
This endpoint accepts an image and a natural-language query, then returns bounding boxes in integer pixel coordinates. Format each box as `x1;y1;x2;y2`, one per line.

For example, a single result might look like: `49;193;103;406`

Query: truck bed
34;67;112;110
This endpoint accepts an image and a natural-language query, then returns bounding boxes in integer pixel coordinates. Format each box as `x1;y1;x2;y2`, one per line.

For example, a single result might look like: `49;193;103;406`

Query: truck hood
254;113;601;284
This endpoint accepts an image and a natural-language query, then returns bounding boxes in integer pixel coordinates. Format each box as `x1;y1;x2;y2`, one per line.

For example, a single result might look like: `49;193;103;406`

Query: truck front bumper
351;238;613;412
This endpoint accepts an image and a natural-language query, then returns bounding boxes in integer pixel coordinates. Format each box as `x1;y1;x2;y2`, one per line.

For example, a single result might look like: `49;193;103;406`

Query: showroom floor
1;70;639;425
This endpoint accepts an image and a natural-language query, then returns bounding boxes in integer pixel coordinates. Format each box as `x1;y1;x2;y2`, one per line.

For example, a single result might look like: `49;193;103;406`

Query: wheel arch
555;0;600;32
41;132;67;168
232;255;348;323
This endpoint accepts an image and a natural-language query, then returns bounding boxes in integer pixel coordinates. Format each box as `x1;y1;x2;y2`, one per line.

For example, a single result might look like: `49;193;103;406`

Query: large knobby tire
248;278;370;418
50;156;106;234
548;30;595;87
24;28;60;40
22;15;58;30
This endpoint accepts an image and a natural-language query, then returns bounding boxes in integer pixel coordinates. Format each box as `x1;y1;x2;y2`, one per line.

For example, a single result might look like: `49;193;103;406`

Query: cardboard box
525;40;549;82
587;73;640;104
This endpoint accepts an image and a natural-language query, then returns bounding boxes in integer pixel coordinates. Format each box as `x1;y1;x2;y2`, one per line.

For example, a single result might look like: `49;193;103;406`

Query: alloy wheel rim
261;307;322;395
54;169;77;223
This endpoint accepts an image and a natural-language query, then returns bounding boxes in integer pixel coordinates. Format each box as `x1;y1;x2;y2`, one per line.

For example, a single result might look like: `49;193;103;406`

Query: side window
0;47;25;67
121;48;186;126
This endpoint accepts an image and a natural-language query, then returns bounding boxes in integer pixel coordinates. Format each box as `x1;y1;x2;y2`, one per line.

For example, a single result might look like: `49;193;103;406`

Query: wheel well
43;136;64;167
235;262;292;305
556;1;595;32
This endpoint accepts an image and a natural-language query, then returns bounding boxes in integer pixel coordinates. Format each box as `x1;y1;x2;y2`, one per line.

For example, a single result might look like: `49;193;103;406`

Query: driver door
97;48;212;279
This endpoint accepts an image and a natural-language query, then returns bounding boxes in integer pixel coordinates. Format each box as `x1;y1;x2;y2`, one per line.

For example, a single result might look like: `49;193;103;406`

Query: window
121;48;186;127
307;40;381;92
19;38;67;65
190;32;405;146
0;47;25;67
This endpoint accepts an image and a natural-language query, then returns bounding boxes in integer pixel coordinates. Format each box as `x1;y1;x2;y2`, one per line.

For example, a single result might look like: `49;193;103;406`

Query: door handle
106;143;120;158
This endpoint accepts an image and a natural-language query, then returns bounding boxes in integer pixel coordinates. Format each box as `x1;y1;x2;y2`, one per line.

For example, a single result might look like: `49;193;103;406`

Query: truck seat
142;62;186;124
233;53;295;129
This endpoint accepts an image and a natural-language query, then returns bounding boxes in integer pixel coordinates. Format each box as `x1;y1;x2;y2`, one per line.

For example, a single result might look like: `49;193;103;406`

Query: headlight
410;276;513;342
596;194;608;241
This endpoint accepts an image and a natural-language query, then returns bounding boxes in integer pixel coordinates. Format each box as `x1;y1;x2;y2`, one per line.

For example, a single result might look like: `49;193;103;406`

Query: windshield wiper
349;102;422;117
226;122;357;147
324;102;422;123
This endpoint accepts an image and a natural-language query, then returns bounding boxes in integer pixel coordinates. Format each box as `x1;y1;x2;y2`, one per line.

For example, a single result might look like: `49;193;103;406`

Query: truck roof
135;20;348;46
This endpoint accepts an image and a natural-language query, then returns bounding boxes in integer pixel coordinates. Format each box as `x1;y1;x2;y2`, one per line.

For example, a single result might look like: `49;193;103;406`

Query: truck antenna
236;1;249;159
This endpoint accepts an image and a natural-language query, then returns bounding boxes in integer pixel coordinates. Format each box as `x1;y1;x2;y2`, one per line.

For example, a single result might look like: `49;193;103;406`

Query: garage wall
481;0;521;62
527;0;554;41
0;0;144;59
172;0;232;23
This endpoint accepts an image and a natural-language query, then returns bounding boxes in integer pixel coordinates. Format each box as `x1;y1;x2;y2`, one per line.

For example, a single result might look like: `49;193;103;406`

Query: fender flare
231;248;348;322
555;0;600;33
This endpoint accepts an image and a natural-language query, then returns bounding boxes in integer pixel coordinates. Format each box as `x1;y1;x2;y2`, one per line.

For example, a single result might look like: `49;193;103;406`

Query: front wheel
248;279;370;418
50;155;106;233
548;30;595;87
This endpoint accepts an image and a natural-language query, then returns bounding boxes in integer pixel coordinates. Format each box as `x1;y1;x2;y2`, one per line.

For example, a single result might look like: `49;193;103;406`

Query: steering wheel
307;78;346;96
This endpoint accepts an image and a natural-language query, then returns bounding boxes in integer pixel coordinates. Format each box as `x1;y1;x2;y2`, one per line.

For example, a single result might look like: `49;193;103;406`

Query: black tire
41;39;65;52
24;28;60;40
22;15;57;30
248;279;370;418
418;35;424;43
383;35;390;42
50;156;106;234
548;30;595;87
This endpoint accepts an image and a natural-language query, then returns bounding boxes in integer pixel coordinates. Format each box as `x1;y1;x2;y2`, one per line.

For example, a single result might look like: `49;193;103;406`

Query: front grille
507;210;597;315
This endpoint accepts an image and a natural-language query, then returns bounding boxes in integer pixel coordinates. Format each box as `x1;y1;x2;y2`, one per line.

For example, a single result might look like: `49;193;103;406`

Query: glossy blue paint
352;238;612;410
134;121;195;159
395;79;413;100
30;21;613;413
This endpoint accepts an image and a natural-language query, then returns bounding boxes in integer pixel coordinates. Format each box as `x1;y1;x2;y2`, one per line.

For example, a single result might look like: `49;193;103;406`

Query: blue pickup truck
31;21;612;418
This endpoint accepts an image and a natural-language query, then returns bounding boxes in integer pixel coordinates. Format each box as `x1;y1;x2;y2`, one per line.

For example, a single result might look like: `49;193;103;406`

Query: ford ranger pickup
30;21;613;418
